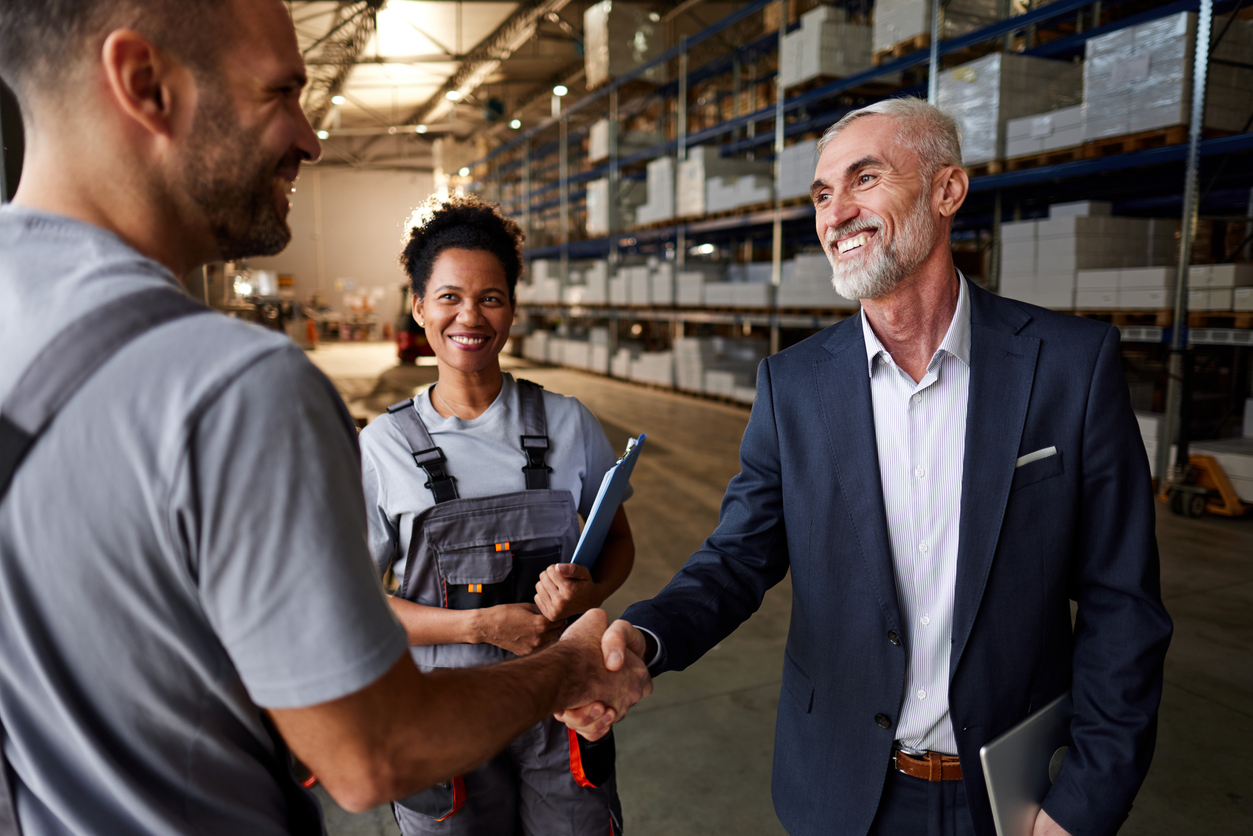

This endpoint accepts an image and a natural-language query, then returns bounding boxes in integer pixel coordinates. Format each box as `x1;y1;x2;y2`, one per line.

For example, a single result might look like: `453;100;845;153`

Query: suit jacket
623;282;1172;836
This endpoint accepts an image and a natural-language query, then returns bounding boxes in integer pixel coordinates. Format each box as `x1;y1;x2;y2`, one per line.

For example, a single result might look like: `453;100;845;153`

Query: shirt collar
861;271;971;378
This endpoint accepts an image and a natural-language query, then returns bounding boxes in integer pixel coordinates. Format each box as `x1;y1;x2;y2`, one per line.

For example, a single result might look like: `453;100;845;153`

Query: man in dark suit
567;98;1171;836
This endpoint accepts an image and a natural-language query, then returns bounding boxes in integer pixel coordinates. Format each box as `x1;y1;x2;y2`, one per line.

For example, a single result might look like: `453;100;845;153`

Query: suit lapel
950;287;1040;679
817;315;902;631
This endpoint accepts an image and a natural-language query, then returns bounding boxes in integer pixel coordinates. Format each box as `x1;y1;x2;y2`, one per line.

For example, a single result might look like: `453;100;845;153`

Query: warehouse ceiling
291;0;600;170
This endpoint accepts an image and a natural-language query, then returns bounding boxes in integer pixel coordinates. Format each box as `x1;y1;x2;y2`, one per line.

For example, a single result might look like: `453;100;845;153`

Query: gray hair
816;97;963;176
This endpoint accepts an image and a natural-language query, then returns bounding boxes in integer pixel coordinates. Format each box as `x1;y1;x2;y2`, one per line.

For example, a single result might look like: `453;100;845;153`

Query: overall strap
387;398;458;503
0;286;210;836
516;380;551;490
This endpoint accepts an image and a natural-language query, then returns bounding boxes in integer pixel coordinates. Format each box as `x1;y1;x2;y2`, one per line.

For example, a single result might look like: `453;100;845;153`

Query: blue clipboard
570;434;646;568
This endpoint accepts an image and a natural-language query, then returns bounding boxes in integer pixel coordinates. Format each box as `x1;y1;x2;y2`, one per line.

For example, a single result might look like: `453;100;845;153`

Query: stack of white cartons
530;259;562;303
777;252;860;309
672;337;768;394
609;269;629;305
586;177;646;235
584;261;610;305
635;157;675;225
705;173;774;211
588;120;663;163
588;327;611;375
779;141;818;200
562;338;591;369
1000;202;1178;308
1191;438;1253;502
938;53;1083;165
1083;12;1253;141
706;263;775;308
562;266;587;305
1188;264;1253;311
1237;287;1253;312
620;265;650;305
583;1;664;89
676;264;727;306
1135;411;1163;478
629;351;675;387
651;261;675;306
1076;266;1177;309
1005;105;1084;158
781;6;877;88
677;146;772;217
522;330;550;362
610;344;642;378
873;0;1002;55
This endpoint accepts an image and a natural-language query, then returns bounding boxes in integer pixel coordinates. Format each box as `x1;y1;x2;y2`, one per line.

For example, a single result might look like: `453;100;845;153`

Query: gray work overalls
384;382;622;836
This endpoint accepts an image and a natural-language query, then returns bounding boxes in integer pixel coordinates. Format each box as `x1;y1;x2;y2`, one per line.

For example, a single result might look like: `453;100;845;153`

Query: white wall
249;167;435;331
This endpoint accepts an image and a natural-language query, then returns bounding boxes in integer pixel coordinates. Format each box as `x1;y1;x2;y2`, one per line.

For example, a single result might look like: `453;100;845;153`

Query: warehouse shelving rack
463;0;1253;452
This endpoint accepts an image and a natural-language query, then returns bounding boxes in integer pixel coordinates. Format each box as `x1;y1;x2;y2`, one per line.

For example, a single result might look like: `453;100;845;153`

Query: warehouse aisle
309;345;1252;836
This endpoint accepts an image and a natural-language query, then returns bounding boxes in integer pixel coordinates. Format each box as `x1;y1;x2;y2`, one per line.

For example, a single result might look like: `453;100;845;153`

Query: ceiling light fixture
510;119;522;129
553;84;568;96
415;124;428;134
446;90;462;101
331;94;346;105
459;167;470;177
316;130;329;139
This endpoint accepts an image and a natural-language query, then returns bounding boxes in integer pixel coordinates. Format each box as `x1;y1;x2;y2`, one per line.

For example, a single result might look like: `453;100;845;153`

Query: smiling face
178;0;321;259
810;114;944;301
416;248;515;377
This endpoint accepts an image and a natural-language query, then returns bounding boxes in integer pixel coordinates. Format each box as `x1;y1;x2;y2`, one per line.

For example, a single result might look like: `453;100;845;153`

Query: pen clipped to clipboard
570;434;646;568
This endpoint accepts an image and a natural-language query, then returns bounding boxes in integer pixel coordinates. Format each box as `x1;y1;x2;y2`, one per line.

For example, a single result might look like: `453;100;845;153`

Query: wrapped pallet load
1082;11;1253;141
873;0;1002;56
584;1;664;89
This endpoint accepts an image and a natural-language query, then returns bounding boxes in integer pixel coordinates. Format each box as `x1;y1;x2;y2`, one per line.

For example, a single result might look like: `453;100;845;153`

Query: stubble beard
825;186;937;301
181;85;295;261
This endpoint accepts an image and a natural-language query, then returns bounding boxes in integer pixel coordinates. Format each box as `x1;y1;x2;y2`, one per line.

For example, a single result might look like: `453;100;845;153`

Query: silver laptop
979;692;1073;836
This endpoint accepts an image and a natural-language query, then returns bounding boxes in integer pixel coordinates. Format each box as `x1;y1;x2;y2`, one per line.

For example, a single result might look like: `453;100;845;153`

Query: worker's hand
554;615;651;740
535;563;600;621
1032;808;1073;836
473;603;563;656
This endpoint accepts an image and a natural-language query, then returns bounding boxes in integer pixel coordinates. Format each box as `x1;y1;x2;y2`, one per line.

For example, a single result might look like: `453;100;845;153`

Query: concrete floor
308;343;1253;836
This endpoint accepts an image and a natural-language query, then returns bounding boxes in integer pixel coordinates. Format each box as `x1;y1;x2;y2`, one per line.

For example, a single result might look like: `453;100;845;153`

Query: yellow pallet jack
1158;454;1249;518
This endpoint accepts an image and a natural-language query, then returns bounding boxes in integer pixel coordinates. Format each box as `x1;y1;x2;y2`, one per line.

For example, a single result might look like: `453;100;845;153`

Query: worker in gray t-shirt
0;2;651;834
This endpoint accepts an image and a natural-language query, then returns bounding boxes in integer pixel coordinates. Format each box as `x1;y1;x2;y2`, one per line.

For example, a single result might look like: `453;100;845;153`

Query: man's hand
551;611;651;740
555;619;650;739
472;603;563;656
534;563;599;621
1032;808;1073;836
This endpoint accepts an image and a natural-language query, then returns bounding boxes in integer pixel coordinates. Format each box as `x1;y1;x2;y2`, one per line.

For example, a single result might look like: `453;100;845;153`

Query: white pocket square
1016;446;1057;468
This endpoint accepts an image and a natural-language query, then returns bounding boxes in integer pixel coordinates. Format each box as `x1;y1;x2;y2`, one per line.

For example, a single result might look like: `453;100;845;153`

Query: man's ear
99;29;191;140
934;165;969;219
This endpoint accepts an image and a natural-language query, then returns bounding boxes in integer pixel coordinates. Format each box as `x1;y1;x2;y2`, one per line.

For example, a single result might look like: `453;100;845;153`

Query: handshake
551;609;653;741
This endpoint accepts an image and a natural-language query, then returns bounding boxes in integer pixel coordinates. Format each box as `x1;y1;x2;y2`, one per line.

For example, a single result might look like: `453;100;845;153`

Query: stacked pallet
674;336;767;403
780;6;877;89
676;146;772;218
776;252;859;310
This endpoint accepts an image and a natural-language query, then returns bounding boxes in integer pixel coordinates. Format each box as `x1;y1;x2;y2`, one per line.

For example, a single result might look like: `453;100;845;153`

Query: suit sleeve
1043;325;1173;836
622;358;791;673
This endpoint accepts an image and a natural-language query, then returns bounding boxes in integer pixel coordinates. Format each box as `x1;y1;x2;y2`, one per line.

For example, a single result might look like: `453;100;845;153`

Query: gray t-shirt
0;206;408;835
359;374;628;581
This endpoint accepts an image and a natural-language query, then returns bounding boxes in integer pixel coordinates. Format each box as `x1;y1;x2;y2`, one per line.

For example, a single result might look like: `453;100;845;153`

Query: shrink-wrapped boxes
705;173;775;212
623;264;651;305
587;120;663;162
779;141;818;200
522;330;549;362
1082;11;1253;141
610;344;641;378
676;264;726;306
635;157;675;225
584;1;664;89
585;178;645;236
1189;263;1253;289
529;259;562;303
629;351;675;386
1237;287;1253;312
583;260;610;305
609;271;629;305
1005;105;1084;158
674;336;768;397
781;6;877;88
707;264;776;309
873;0;1001;55
677;147;772;217
651;261;675;306
938;53;1083;165
776;252;860;309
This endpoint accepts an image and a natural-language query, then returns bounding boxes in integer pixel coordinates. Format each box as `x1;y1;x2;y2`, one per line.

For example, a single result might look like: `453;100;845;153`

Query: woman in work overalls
359;195;635;836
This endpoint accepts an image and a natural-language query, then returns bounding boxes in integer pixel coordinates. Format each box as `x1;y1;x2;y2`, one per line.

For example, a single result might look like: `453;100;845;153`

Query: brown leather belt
892;750;963;782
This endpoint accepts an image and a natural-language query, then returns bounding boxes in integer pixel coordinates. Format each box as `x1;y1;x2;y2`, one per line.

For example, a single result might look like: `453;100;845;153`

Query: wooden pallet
1004;145;1085;171
873;33;930;65
1075;310;1174;327
1189;311;1253;329
964;159;1003;178
1083;125;1188;157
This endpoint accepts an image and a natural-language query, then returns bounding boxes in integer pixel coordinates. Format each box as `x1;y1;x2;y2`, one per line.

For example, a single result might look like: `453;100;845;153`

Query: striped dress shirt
860;275;971;755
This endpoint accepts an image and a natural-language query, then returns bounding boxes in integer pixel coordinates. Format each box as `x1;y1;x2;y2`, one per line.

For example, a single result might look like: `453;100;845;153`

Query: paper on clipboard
570;434;646;568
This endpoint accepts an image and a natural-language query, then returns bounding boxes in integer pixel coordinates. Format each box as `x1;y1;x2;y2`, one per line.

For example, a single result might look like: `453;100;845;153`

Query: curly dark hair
400;194;525;305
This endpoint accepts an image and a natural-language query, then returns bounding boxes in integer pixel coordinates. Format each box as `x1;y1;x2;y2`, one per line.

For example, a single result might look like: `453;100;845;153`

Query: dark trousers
868;767;976;836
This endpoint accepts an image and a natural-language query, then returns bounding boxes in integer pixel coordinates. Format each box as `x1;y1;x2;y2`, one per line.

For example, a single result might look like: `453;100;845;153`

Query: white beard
825;189;937;301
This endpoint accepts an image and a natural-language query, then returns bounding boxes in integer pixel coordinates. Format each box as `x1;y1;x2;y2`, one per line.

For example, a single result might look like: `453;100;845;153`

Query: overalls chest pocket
435;541;564;609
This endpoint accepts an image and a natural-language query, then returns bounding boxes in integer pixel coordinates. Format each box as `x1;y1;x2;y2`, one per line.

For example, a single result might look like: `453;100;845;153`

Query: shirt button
912;393;922;403
917;689;927;700
920;616;931;626
888;630;901;646
918;542;928;553
875;713;892;729
915;467;925;478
